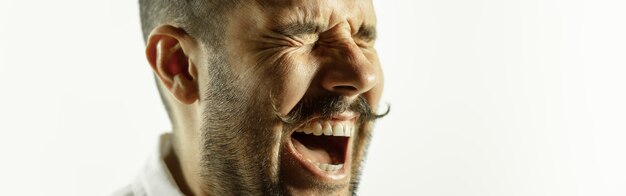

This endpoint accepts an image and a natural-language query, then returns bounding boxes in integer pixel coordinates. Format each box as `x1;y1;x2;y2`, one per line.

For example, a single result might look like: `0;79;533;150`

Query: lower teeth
308;159;344;172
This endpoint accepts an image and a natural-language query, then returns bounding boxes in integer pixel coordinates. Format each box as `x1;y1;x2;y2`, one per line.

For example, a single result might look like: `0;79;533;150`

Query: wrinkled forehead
249;0;377;33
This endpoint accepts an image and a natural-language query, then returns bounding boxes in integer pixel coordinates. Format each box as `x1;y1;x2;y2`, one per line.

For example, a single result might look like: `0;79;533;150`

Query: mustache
272;95;390;125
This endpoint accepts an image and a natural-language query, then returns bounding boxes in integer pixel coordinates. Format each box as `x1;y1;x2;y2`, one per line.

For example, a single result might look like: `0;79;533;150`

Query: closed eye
354;25;377;48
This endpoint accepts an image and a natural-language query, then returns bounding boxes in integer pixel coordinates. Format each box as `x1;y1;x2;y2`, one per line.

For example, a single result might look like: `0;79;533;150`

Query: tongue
291;135;333;164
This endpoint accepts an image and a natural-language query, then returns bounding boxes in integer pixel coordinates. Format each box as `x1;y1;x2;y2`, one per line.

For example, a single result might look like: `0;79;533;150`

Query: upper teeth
295;121;354;137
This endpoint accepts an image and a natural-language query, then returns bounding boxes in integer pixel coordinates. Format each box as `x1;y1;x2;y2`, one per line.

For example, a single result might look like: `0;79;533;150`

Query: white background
1;0;625;195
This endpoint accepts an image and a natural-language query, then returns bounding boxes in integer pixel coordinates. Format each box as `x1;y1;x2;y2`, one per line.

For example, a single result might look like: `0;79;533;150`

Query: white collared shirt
113;133;185;196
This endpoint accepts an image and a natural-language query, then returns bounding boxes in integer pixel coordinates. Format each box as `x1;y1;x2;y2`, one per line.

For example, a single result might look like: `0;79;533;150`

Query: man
116;0;387;195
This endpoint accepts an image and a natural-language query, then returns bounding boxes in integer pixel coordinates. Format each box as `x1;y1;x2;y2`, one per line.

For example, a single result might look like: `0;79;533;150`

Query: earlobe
146;25;199;104
172;74;199;104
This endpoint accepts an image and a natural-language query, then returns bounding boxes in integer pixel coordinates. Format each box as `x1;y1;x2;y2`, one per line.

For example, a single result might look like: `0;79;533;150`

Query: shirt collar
132;133;185;196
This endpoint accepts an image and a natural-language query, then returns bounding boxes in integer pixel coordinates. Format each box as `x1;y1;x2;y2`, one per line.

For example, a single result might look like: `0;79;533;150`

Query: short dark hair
139;0;238;44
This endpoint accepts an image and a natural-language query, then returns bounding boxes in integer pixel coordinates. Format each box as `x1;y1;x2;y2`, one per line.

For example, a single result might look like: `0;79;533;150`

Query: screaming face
161;0;385;195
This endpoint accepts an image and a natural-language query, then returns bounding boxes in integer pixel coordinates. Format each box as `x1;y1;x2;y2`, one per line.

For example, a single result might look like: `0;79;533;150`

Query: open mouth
290;119;354;173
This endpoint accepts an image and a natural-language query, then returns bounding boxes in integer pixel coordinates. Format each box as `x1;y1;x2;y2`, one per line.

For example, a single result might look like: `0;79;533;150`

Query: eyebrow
273;22;322;36
272;22;377;41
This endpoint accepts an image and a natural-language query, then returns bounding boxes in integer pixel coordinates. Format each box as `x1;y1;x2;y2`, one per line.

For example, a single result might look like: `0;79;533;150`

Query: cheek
272;54;319;115
364;51;385;109
364;82;384;111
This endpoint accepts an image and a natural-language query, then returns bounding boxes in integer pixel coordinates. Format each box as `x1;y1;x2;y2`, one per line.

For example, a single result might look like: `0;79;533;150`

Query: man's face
194;0;383;195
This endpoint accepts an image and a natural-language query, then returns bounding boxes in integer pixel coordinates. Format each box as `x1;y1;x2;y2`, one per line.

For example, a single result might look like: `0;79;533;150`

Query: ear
146;25;200;104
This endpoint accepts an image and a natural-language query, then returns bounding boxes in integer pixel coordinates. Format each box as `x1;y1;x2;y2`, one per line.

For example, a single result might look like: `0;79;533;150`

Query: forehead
249;0;377;32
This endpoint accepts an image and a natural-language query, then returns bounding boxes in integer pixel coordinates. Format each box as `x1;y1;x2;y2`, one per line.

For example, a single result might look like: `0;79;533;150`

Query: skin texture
145;0;383;195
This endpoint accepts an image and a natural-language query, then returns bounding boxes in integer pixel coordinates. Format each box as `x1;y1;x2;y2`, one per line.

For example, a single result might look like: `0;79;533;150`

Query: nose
320;42;378;98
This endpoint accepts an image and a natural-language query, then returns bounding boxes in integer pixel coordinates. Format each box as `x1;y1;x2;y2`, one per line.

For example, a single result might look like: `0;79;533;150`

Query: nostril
333;85;358;92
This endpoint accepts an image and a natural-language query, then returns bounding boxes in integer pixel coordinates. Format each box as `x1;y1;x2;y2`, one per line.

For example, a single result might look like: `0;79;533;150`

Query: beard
198;57;283;195
196;55;387;195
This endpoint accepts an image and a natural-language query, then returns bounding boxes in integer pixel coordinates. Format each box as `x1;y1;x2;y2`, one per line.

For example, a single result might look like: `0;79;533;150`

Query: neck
164;146;195;195
167;107;207;195
167;98;210;195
